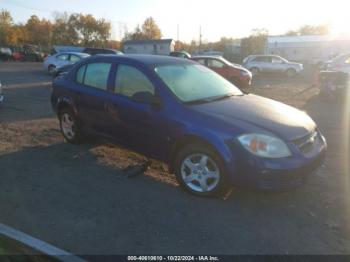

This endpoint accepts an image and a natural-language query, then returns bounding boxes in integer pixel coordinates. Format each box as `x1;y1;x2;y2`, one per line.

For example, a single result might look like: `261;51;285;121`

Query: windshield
155;64;242;103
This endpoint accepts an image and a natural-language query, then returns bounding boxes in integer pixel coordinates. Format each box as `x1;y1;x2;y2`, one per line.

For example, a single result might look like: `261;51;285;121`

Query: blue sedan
51;55;327;196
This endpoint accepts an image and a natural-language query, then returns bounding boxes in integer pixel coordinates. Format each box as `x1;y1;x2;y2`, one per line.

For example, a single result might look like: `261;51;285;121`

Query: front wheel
174;143;228;197
59;108;82;144
48;65;56;75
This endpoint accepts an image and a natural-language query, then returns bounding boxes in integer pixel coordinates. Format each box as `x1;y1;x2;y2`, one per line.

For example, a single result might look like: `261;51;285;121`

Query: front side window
115;65;155;98
155;64;242;103
83;63;111;90
272;57;283;63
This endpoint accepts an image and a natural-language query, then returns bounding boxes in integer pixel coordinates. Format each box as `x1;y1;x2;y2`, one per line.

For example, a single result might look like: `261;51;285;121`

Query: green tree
26;15;52;46
52;12;79;45
241;28;268;57
123;17;162;41
141;17;161;40
0;9;13;45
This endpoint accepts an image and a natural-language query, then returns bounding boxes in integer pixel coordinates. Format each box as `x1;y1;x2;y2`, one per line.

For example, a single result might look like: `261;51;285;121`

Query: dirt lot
0;62;349;255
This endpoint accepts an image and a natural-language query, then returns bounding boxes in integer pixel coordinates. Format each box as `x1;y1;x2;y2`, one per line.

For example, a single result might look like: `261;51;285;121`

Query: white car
43;52;90;75
323;53;350;74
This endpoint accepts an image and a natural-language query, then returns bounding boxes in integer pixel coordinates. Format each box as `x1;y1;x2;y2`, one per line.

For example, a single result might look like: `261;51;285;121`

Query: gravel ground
0;62;349;255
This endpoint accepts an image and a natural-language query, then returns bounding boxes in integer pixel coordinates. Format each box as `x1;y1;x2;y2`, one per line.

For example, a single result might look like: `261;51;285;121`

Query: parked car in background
192;56;252;88
322;53;350;74
0;82;4;105
82;47;123;56
52;64;75;79
0;47;12;61
243;55;303;77
170;51;192;59
43;52;90;75
51;55;326;196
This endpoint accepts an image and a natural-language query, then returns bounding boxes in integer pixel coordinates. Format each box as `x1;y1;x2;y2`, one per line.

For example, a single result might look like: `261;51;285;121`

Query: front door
105;64;168;159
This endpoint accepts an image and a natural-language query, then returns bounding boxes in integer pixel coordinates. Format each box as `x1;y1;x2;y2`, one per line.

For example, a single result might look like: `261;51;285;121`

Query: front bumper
255;150;325;190
225;134;327;190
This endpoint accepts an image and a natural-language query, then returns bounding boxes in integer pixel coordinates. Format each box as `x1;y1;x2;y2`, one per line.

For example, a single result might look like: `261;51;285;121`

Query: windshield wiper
184;93;239;105
207;93;237;102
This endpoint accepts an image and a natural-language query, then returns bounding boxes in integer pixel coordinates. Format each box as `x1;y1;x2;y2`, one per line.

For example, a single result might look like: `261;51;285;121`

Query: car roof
192;55;223;59
84;54;196;67
56;52;89;56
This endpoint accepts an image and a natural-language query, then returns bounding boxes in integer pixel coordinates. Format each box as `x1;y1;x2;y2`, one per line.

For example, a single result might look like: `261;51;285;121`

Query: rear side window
76;65;86;84
195;59;206;65
70;55;80;63
208;59;225;68
57;54;69;60
115;65;155;98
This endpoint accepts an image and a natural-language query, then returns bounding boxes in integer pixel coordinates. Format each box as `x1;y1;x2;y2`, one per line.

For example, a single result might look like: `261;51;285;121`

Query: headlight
238;134;292;158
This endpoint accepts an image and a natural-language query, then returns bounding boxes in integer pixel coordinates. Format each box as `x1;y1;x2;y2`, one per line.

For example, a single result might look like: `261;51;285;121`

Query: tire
174;143;229;197
59;108;82;144
286;68;296;78
250;67;259;76
48;65;56;75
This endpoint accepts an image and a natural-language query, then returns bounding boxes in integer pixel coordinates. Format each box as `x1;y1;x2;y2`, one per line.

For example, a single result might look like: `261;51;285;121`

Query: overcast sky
2;0;350;42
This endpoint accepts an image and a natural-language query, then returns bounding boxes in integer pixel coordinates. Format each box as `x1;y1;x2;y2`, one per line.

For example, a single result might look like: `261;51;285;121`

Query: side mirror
132;91;162;106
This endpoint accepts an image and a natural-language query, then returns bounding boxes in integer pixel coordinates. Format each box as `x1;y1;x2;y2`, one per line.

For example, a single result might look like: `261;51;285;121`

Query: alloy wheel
180;154;220;193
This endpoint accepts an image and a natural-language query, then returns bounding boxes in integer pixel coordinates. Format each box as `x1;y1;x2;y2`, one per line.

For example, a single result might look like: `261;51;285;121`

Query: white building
123;39;175;55
266;35;350;64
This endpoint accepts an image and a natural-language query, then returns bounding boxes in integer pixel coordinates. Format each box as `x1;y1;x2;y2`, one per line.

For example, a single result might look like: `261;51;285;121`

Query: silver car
243;55;303;77
43;52;90;75
323;53;350;75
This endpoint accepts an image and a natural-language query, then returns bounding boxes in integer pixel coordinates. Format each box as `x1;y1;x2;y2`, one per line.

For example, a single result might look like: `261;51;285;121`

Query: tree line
0;9;164;51
0;8;330;57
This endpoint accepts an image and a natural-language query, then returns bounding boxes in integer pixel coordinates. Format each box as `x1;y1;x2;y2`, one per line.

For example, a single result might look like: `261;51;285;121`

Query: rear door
270;56;285;73
75;62;114;134
252;56;271;72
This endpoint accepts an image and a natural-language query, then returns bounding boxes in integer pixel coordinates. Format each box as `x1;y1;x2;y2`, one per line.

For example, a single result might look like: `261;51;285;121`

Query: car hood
191;94;315;140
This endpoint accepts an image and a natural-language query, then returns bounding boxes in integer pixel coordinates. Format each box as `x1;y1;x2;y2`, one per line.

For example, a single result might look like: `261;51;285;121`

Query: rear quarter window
76;65;86;84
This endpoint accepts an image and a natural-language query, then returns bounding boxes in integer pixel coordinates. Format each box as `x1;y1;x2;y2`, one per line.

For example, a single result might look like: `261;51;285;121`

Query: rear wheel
174;143;228;197
59;108;82;144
